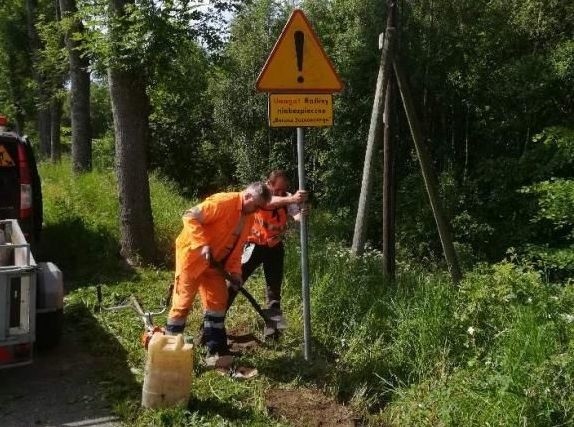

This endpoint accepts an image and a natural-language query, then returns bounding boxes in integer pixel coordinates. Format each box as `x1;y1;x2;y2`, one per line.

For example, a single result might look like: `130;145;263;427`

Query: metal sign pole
297;127;311;360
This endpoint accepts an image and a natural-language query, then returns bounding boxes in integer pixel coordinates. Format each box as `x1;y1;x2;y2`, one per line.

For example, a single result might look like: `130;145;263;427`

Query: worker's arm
181;199;222;254
266;190;308;209
291;204;309;222
225;234;247;282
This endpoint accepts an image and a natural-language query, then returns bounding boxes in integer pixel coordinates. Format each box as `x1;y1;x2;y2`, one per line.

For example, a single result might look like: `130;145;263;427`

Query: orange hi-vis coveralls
166;192;255;355
227;201;299;313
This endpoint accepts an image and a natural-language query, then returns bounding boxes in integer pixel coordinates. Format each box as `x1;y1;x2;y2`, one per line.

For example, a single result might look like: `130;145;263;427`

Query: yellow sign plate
257;9;343;93
269;94;333;128
0;144;15;167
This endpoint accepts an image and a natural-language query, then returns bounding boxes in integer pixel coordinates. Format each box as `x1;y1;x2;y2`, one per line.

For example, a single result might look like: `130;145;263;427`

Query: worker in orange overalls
227;170;308;339
166;182;271;366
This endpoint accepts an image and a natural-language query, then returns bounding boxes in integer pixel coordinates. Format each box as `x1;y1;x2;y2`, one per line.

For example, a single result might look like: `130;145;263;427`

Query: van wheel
36;309;63;351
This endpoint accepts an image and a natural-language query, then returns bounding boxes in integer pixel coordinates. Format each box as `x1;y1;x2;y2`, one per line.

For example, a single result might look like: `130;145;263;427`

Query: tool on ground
98;279;259;380
209;259;286;333
102;295;165;349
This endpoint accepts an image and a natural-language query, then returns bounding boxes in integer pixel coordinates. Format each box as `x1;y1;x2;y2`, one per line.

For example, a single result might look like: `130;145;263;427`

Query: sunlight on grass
38;159;574;426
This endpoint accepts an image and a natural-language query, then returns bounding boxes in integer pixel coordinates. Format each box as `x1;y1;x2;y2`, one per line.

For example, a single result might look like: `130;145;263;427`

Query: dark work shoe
263;320;283;341
205;352;234;369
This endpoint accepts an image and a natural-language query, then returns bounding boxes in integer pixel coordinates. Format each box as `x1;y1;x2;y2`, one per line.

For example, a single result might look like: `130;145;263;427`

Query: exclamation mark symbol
295;31;304;83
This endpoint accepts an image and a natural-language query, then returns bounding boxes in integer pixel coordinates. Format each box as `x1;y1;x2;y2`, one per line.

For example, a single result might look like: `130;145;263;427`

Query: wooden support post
352;1;397;255
382;78;396;280
393;58;462;284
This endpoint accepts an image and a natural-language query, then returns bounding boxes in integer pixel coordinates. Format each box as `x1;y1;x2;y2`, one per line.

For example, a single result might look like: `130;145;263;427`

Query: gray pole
297;127;311;360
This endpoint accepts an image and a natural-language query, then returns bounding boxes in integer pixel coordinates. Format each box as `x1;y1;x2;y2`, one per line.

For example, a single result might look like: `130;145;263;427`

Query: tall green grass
289;230;574;425
38;159;574;426
38;159;190;279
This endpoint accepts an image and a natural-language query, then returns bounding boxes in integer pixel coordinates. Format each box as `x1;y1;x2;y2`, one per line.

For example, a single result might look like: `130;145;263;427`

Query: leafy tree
0;0;34;131
26;0;52;156
106;0;156;263
60;0;92;171
209;0;289;185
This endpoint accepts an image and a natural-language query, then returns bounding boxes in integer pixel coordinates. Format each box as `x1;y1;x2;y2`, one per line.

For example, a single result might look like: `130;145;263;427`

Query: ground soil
0;334;119;427
266;387;360;427
227;329;262;354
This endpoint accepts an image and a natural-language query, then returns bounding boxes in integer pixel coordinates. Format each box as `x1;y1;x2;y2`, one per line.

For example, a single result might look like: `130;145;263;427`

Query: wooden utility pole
382;78;396;279
352;1;397;255
393;58;462;284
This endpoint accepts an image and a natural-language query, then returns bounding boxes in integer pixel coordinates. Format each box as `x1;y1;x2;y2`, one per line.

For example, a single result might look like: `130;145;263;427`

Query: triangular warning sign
256;9;343;93
0;144;15;167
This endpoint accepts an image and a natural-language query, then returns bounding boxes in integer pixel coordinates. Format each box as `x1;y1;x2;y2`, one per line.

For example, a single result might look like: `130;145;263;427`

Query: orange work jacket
175;192;254;280
248;206;289;247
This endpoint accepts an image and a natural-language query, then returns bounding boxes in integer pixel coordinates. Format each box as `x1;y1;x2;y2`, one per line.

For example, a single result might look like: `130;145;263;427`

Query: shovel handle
237;287;272;323
210;259;273;323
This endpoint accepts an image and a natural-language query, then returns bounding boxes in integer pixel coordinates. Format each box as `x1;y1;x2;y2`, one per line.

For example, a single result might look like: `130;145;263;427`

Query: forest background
1;0;573;424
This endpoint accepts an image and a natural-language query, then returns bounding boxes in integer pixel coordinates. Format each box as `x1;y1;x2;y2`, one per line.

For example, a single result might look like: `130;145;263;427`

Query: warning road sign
269;94;333;127
0;144;15;167
256;9;343;93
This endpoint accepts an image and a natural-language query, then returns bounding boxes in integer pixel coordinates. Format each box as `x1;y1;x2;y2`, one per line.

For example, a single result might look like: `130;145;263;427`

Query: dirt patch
227;329;262;354
266;388;359;427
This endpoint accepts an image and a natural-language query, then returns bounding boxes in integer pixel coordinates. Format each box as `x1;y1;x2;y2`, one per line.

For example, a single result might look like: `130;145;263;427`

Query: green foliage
525;179;574;230
78;0;244;75
524;246;574;277
91;131;114;170
38;157;190;278
0;0;35;130
515;127;574;277
148;39;229;196
454;262;549;354
11;0;574;423
35;160;574;426
208;0;288;184
36;9;68;93
90;82;114;139
382;262;574;426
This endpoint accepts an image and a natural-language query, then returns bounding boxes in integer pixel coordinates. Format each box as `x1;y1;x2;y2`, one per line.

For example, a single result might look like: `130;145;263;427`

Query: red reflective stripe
17;144;32;219
0;346;13;363
17;144;30;184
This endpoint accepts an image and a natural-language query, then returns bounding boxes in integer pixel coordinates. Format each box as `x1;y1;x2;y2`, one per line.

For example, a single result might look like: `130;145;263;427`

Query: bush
38;158;191;279
36;159;574;426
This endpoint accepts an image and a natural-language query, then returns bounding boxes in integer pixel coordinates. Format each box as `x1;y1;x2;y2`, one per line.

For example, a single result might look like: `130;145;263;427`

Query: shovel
209;259;286;333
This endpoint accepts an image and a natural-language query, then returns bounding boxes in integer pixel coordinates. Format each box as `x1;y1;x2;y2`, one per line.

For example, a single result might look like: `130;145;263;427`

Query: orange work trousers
168;268;228;321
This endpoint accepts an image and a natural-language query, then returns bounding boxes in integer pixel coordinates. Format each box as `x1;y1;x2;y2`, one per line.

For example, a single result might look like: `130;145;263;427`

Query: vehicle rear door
0;135;20;220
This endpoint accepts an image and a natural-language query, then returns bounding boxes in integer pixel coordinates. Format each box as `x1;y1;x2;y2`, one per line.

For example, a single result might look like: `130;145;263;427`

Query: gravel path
0;334;120;427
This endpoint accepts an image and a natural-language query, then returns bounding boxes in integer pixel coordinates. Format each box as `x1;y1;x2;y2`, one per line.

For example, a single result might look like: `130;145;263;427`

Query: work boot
195;324;206;347
205;352;234;370
263;306;285;341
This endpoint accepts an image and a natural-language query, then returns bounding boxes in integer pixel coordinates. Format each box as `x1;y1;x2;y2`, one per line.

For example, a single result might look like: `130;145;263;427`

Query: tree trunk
108;68;156;264
382;79;396;280
38;107;51;157
352;0;397;255
393;57;462;284
107;0;155;264
50;97;62;162
26;0;51;158
59;0;92;172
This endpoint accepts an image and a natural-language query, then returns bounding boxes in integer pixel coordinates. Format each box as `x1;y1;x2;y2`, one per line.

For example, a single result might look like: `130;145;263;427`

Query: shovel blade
262;309;287;330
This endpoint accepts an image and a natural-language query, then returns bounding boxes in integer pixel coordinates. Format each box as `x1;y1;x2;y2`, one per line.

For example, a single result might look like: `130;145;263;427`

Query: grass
37;158;574;426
